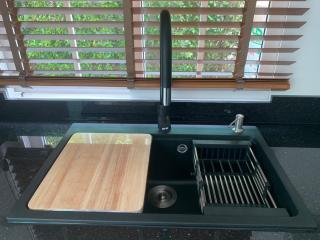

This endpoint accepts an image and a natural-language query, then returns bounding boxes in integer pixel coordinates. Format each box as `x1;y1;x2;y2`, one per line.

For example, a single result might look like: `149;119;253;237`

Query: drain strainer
148;185;177;209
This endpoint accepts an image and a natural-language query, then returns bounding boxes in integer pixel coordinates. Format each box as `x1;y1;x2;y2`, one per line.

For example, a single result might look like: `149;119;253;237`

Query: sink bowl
144;135;295;218
7;123;317;230
144;136;200;214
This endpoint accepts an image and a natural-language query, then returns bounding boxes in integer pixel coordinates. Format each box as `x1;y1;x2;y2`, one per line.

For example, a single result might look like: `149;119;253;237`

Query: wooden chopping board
28;132;152;213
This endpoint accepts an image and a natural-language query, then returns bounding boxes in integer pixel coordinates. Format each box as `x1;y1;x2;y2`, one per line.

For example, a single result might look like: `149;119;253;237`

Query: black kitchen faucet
158;10;172;134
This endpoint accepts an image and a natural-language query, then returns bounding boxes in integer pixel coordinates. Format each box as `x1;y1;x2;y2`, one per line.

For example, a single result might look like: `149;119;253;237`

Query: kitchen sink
7;123;317;230
144;137;201;214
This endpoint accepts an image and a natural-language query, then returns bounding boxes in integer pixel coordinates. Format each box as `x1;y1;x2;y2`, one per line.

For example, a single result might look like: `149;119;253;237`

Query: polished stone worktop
0;122;319;240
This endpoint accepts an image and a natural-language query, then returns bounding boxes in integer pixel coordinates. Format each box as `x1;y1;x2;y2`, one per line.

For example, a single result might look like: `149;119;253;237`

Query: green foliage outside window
15;0;261;77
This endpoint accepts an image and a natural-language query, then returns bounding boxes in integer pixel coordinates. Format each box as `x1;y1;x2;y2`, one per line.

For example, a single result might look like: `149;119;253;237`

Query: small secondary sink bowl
7;123;317;231
144;137;201;214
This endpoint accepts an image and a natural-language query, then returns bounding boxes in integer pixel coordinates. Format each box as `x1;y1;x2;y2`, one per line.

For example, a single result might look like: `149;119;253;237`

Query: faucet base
158;105;171;134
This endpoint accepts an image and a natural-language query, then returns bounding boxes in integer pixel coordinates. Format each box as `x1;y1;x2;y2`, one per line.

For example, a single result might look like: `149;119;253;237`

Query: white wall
275;0;320;96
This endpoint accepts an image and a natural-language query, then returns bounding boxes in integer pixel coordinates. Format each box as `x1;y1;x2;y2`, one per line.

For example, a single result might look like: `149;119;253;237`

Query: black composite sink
7;123;317;231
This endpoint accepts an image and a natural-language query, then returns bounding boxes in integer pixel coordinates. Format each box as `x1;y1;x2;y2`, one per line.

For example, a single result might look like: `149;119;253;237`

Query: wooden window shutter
0;0;309;90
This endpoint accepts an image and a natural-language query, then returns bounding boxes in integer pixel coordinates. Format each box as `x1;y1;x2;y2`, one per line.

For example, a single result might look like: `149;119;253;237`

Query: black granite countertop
1;122;320;148
0;122;319;240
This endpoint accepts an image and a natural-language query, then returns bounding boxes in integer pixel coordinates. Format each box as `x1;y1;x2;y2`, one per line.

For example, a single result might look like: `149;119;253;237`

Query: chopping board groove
28;133;152;213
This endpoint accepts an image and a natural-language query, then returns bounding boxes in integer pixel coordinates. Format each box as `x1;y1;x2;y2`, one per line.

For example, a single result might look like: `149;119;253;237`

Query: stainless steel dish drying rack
193;140;277;212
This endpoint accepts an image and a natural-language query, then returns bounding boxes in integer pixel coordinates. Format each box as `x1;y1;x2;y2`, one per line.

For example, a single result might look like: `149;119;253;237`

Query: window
0;0;309;90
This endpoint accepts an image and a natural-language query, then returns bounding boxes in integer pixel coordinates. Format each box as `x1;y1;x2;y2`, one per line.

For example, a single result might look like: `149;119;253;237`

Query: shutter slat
131;0;305;1
18;7;123;15
29;59;126;64
132;21;305;29
34;70;127;75
21;21;124;28
137;59;295;65
28;58;293;65
27;47;125;52
24;34;124;40
26;47;298;54
133;34;302;41
0;59;14;63
134;47;298;53
132;7;308;16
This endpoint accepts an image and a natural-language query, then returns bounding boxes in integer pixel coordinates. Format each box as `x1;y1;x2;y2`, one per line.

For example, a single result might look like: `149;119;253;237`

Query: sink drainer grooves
193;140;277;212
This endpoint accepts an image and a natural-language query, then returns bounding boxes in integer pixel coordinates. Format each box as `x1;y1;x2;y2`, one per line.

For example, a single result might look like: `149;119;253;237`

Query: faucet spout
158;10;172;133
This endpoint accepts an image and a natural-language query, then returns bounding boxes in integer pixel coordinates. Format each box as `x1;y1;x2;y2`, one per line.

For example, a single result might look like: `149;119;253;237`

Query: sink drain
148;185;177;209
177;144;188;154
